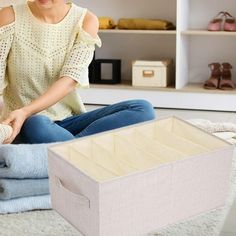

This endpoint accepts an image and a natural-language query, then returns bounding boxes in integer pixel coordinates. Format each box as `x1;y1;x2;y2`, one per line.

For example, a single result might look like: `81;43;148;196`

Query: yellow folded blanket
99;17;116;29
117;18;176;30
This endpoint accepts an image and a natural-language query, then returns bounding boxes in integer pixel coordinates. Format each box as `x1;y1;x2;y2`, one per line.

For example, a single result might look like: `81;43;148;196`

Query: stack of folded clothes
0;144;52;214
98;17;116;29
117;18;176;30
98;17;176;30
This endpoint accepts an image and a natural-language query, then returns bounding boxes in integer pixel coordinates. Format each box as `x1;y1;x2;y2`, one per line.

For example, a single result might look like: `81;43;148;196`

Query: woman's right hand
1;108;28;144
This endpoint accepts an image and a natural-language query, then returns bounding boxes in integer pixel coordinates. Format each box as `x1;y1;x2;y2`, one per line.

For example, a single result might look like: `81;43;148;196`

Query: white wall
0;0;24;7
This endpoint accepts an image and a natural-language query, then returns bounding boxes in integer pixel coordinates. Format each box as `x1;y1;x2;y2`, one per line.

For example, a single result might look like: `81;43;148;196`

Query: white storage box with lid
48;117;233;236
132;59;173;87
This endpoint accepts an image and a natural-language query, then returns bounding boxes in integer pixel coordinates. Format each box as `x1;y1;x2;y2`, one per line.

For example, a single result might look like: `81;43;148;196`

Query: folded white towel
0;195;51;214
0;124;13;144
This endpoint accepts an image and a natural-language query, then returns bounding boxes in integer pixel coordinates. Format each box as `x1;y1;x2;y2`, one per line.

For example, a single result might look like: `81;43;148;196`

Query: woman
0;0;155;144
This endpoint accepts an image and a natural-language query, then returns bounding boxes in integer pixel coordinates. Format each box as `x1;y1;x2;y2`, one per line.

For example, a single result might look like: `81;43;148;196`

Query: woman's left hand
1;108;28;144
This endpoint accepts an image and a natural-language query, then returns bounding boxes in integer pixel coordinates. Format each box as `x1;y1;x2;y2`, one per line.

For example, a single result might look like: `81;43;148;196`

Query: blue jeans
15;99;156;144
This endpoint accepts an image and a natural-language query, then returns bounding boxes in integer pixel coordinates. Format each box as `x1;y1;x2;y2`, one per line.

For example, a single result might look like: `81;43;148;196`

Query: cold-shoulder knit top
0;3;101;120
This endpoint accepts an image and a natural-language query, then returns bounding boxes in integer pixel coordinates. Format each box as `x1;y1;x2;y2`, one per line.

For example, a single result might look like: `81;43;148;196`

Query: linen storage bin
48;117;234;236
132;59;173;87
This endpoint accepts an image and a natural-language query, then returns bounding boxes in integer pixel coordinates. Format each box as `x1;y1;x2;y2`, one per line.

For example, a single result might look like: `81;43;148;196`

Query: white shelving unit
177;0;236;111
75;0;236;111
2;0;235;111
182;31;236;36
99;29;177;35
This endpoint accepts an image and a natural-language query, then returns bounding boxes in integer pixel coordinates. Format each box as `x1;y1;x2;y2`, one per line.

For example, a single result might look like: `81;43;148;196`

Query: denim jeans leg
56;99;156;138
19;115;75;144
16;99;156;144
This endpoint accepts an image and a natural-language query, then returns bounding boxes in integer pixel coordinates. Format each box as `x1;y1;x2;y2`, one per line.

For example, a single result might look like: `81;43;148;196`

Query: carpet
0;210;82;236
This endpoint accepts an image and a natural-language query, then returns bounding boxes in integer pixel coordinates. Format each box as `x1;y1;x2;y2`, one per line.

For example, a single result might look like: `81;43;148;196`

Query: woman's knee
20;115;53;140
20;115;75;144
126;99;156;120
23;115;52;130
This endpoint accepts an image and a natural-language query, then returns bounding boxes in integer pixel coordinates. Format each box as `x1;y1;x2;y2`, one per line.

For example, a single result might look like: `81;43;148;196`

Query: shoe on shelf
203;63;221;89
207;11;225;31
0;124;13;144
219;62;235;90
224;12;236;31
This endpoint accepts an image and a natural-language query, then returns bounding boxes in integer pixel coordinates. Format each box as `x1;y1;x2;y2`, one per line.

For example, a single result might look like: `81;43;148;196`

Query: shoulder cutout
0;6;15;27
82;10;99;38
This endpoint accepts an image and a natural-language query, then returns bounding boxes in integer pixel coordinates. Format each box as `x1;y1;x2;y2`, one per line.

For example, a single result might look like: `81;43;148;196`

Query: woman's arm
2;76;77;144
22;76;77;117
0;7;15;95
2;11;99;144
0;7;15;26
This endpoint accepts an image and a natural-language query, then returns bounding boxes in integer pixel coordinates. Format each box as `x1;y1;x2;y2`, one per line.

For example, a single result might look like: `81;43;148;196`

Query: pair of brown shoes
204;62;235;90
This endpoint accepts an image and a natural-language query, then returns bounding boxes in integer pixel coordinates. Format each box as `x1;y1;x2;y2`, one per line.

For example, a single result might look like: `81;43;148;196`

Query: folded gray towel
0;178;49;200
0;144;51;179
0;195;51;214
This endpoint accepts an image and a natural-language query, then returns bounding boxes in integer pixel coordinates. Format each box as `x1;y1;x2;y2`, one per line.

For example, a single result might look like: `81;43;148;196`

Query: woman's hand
1;108;28;144
0;77;76;144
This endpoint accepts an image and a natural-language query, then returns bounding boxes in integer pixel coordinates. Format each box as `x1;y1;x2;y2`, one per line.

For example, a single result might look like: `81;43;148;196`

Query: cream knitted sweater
0;3;101;121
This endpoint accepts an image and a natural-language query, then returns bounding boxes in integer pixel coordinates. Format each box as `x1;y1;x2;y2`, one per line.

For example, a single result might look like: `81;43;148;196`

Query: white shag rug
0;119;236;236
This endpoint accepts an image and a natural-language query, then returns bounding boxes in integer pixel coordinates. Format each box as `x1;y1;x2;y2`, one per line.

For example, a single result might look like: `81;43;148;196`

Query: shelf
181;30;236;36
98;29;176;35
80;82;236;111
90;81;236;94
98;29;236;36
181;83;236;94
90;80;176;91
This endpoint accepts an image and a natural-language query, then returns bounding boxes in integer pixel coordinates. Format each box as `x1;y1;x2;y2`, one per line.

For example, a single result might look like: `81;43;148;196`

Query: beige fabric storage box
132;60;173;87
48;117;233;236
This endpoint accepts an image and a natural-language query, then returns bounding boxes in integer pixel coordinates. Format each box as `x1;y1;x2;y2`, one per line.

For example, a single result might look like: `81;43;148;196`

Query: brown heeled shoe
204;63;221;89
219;62;235;90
